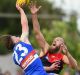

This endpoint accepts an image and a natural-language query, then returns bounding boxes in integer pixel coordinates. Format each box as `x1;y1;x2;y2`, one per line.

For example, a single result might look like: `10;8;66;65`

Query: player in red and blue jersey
4;4;47;75
30;2;78;75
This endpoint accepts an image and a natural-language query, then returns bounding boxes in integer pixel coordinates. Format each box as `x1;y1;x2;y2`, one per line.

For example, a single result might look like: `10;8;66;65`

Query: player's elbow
74;62;79;70
74;60;78;70
70;61;78;70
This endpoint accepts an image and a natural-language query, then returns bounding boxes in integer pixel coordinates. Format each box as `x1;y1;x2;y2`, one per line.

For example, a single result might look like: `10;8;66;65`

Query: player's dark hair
4;35;15;50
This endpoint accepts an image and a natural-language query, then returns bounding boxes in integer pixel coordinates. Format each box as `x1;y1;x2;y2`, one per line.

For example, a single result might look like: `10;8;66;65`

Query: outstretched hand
50;61;60;70
29;1;41;14
16;4;23;12
60;43;68;55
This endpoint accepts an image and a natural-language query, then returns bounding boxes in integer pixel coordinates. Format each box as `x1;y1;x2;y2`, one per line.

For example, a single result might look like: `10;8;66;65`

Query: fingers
52;61;60;66
54;62;60;66
51;61;61;70
55;60;61;63
30;1;37;6
29;1;35;8
16;4;20;10
62;44;68;51
60;43;67;51
38;6;42;10
29;1;41;9
54;63;60;70
16;4;24;14
54;65;60;70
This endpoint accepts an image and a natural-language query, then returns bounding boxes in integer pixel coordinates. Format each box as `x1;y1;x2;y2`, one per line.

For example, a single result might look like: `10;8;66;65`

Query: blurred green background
0;0;80;75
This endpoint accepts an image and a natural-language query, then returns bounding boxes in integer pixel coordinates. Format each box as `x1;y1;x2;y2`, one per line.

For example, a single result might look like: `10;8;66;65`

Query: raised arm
16;4;30;43
61;44;78;70
29;2;49;54
16;4;29;34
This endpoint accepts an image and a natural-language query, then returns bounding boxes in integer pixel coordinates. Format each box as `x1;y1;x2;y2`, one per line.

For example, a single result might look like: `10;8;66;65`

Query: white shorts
47;73;59;75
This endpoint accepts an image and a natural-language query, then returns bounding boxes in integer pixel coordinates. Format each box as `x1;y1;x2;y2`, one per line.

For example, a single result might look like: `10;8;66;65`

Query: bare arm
29;3;49;54
62;44;78;70
44;61;60;71
16;4;30;43
32;14;49;49
63;53;78;70
16;4;29;33
44;66;52;71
